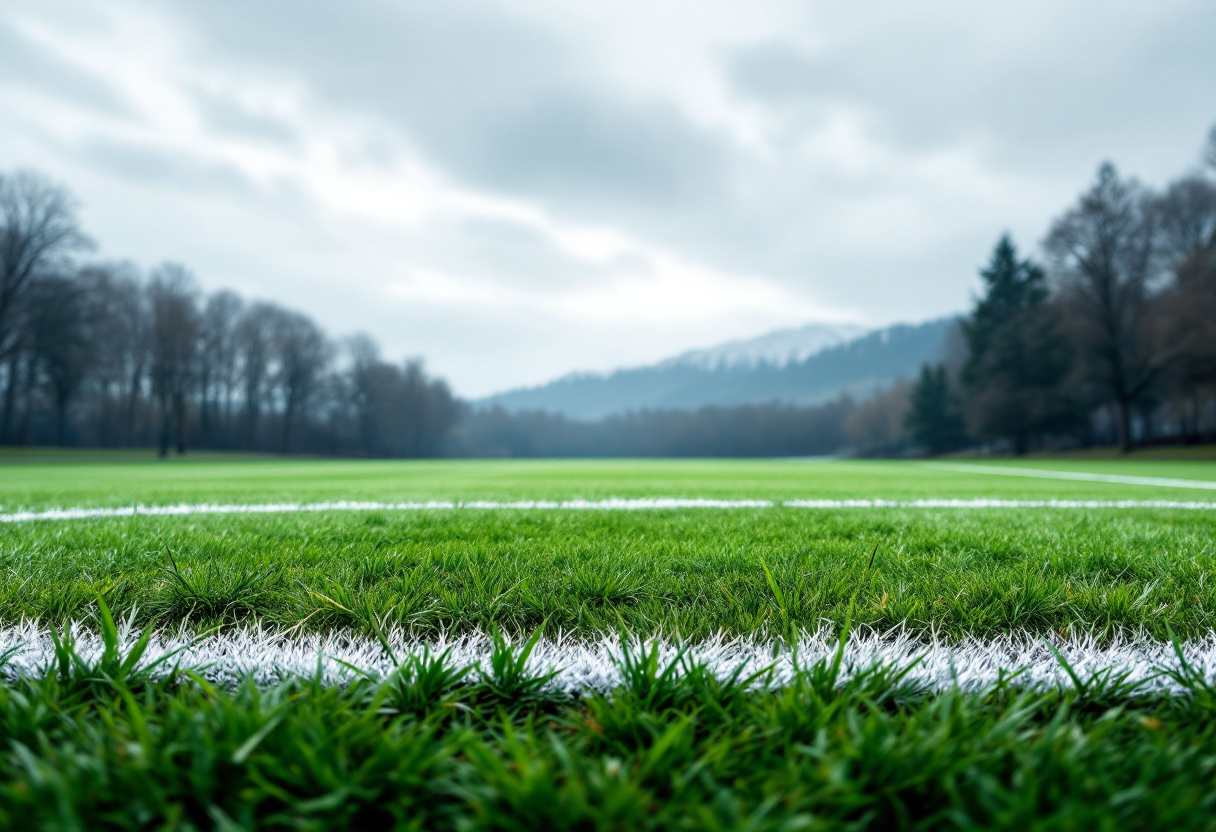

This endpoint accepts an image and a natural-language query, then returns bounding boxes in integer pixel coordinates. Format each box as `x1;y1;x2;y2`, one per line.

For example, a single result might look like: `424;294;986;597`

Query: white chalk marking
0;622;1212;695
1;496;1214;524
930;463;1216;491
784;498;1216;509
0;498;772;523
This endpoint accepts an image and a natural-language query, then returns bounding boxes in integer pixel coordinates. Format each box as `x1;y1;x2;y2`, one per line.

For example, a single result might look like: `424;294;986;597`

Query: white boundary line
1;622;1212;694
930;463;1216;491
1;496;1215;523
784;498;1216;509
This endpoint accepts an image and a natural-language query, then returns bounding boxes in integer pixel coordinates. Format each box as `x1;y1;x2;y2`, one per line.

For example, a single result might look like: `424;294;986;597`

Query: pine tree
963;235;1047;375
962;235;1079;453
905;364;967;455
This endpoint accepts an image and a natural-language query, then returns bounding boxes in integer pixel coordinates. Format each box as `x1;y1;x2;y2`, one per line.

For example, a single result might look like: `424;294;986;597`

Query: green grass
1;507;1214;641
4;455;1216;828
5;618;1216;830
1022;444;1216;461
3;456;1215;510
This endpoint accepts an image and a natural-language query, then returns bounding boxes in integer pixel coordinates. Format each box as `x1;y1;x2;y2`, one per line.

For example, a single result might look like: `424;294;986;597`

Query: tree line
0;171;458;456
454;398;854;458
901;125;1216;455
4;122;1213;459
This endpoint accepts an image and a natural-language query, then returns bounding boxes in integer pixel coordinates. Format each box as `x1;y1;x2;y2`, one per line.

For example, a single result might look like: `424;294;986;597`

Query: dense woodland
1;124;1213;458
455;399;853;458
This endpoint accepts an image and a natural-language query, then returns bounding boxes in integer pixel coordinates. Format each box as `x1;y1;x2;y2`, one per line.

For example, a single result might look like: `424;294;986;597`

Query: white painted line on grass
784;498;1216;509
0;498;773;523
1;622;1212;695
1;497;1215;523
930;463;1216;490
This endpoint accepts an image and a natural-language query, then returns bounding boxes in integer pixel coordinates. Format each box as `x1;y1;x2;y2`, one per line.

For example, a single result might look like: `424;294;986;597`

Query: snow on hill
657;322;869;370
476;317;958;420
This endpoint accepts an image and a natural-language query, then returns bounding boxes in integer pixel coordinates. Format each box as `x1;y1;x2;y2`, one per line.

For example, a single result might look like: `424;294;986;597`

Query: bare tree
1205;123;1216;171
1155;175;1216;268
345;333;382;454
235;302;276;448
272;310;331;451
0;171;90;440
147;264;200;456
75;264;148;445
199;290;244;447
1044;163;1163;451
1154;171;1216;440
26;274;92;444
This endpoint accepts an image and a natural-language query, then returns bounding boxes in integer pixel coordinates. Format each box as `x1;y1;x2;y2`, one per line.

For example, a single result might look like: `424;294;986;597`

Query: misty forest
1;125;1214;459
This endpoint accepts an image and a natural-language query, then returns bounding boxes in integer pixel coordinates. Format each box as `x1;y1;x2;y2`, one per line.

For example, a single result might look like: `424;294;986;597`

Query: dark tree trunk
1116;398;1134;453
282;399;295;453
158;397;171;457
174;392;187;454
0;352;17;444
125;368;142;447
55;395;68;446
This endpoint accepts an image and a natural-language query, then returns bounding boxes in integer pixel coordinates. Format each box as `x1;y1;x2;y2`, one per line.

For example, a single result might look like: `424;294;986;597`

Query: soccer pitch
3;455;1216;829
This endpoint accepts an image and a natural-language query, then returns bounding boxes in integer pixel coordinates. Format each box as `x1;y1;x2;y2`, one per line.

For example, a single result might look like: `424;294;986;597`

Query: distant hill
478;317;959;420
655;321;868;370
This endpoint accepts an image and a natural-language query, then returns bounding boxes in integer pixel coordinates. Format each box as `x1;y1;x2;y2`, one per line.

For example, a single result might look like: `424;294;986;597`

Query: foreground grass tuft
3;634;1216;830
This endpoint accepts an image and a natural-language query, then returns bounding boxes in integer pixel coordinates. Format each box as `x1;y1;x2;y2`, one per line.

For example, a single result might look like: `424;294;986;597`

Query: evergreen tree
905;364;967;455
963;235;1047;369
962;235;1078;453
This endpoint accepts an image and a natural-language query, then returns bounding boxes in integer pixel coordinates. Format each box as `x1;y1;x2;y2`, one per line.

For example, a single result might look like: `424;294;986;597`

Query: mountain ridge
478;317;958;420
655;321;869;370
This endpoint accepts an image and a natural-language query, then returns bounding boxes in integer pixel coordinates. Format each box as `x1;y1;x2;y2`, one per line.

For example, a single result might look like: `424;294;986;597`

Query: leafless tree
199;290;244;446
235;302;276;448
147;264;200;456
76;264;148;445
362;359;459;458
26;274;93;444
272;309;331;451
345;333;382;454
1153;170;1216;440
1155;175;1216;268
0;171;90;440
1044;163;1163;451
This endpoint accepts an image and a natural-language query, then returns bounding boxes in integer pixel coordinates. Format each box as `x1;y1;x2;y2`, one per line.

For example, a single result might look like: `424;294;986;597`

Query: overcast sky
1;1;1213;396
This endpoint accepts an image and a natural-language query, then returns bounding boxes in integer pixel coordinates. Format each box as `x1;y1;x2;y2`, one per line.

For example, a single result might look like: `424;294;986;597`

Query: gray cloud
77;137;259;196
444;92;734;211
166;2;735;216
0;13;130;120
418;216;602;290
1;0;1214;395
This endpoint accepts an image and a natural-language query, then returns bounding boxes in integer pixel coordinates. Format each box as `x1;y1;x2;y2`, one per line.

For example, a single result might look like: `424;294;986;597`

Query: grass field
3;454;1216;829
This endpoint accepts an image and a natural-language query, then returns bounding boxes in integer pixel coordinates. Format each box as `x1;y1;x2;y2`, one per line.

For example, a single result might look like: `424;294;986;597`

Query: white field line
784;498;1216;509
1;622;1212;695
0;499;771;523
1;496;1216;524
930;462;1216;491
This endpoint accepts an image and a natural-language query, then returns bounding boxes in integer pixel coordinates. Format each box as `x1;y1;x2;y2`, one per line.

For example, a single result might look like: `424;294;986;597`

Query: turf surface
3;454;1216;829
2;506;1215;641
3;455;1216;509
7;628;1216;831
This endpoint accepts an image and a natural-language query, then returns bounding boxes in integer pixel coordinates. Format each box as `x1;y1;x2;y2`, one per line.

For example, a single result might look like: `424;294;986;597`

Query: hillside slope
478;317;958;420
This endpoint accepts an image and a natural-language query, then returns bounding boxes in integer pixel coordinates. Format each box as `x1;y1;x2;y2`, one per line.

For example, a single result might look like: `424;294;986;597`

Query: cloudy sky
1;1;1213;396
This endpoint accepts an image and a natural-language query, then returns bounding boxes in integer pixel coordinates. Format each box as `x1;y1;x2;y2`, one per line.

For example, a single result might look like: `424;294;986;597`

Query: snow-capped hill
476;317;957;420
658;322;869;370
